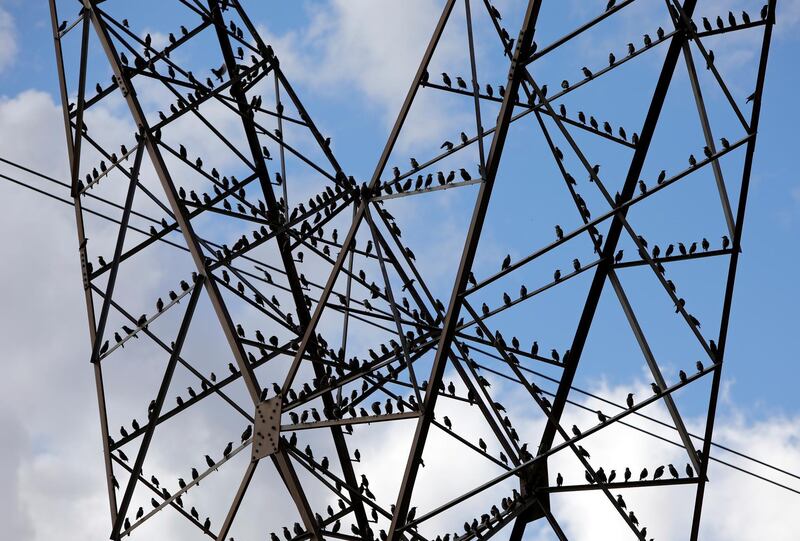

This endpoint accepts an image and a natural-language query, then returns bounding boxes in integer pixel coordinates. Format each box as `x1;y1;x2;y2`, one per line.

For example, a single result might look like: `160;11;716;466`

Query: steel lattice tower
49;0;776;539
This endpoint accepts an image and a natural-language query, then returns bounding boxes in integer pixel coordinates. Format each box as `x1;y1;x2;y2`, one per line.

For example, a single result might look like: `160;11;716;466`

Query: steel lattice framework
49;0;776;539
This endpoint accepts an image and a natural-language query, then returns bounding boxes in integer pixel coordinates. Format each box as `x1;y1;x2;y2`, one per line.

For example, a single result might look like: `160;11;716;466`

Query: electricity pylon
49;0;776;539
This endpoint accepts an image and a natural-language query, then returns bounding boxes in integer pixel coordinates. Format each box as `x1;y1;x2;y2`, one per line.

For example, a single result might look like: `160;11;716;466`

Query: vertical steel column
79;0;263;404
689;1;776;538
533;0;698;474
48;1;119;530
205;1;368;535
386;2;545;538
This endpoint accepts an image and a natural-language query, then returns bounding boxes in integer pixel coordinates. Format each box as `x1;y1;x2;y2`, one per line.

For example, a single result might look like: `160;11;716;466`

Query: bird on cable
624;467;632;482
639;468;648;481
554;269;561;281
626;393;635;409
743;10;751;24
555;224;564;240
442;72;452;87
679;370;688;383
643;33;652;46
651;382;661;394
653;465;665;480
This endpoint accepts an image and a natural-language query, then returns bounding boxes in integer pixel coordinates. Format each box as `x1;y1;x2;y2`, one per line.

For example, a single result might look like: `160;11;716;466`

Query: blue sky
0;1;799;540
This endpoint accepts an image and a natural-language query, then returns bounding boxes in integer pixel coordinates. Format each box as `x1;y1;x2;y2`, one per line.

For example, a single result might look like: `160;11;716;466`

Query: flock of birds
60;2;774;539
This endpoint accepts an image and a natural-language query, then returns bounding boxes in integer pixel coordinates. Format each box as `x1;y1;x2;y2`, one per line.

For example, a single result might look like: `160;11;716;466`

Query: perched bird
626;393;634;409
669;463;679;479
501;254;511;270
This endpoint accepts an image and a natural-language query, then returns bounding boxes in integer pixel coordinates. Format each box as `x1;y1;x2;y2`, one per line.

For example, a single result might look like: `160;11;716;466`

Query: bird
722;235;730;249
651;382;661;394
557;472;563;486
669;463;679;479
501;254;511;270
624;467;632;482
686;463;695;477
441;72;452;87
626;393;634;409
653;465;665;479
555;225;564;240
639;468;648;481
679;370;688;383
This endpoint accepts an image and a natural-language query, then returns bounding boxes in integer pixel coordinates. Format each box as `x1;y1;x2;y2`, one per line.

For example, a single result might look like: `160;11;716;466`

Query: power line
1;154;798;498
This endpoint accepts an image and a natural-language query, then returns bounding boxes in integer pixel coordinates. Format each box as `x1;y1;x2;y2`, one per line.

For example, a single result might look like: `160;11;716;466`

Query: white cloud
258;0;474;151
0;7;17;72
0;2;797;540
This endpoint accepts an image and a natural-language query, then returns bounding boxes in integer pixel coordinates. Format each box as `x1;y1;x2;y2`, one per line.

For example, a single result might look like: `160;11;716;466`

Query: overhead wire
0;154;798;498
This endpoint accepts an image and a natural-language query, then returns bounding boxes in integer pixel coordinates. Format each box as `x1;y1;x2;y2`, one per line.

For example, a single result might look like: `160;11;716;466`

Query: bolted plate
252;396;281;460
